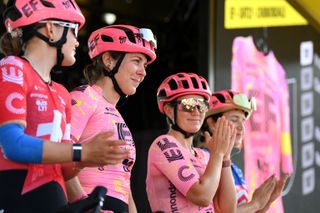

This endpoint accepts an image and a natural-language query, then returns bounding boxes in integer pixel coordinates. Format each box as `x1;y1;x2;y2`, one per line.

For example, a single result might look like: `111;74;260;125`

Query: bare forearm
129;191;137;213
187;154;224;206
215;166;237;213
65;177;87;202
42;140;73;163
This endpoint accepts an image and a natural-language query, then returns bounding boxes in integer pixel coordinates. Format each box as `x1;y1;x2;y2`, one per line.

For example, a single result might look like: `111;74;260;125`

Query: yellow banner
225;0;308;29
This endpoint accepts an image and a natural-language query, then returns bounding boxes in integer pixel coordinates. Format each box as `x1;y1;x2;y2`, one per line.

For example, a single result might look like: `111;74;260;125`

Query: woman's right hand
204;116;235;157
250;174;276;211
81;131;130;166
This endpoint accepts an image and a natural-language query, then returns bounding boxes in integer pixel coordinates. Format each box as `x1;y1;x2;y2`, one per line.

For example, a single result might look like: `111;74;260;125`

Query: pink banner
231;36;293;213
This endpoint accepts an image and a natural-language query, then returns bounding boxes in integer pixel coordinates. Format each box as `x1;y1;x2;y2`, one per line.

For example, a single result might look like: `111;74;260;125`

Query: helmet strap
102;53;128;100
33;27;68;70
171;106;195;139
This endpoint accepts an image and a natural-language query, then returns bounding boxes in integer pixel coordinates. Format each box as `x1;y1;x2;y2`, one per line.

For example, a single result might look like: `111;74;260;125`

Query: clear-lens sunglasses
40;20;79;38
139;28;157;49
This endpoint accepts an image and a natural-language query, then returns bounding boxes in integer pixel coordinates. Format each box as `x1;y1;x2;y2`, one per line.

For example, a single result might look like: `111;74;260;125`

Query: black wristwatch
72;144;82;162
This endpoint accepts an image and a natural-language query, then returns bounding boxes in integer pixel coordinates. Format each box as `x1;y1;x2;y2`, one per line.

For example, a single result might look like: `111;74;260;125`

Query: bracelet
222;159;231;168
72;144;82;162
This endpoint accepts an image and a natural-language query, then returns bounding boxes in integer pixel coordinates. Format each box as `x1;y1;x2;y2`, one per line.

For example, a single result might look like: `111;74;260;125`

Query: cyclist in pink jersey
66;25;157;212
195;90;289;213
146;72;237;213
0;1;129;212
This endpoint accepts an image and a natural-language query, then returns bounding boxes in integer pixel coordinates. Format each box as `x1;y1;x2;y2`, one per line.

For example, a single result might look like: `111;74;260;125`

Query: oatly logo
36;99;47;112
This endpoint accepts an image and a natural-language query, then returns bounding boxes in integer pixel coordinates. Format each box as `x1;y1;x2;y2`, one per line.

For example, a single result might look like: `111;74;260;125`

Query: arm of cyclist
65;177;88;202
214;123;237;213
186;117;234;207
129;190;137;213
0;122;129;165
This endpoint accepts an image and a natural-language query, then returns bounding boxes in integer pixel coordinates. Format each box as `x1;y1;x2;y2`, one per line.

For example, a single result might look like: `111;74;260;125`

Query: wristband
72;144;82;162
222;159;231;167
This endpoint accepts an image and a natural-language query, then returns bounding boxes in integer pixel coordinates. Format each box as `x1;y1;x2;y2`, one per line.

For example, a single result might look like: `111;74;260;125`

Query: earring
49;38;54;42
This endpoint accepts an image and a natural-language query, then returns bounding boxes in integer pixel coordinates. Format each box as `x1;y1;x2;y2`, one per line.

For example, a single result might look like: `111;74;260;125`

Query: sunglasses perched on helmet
173;98;209;113
39;20;79;38
227;94;257;111
139;28;157;49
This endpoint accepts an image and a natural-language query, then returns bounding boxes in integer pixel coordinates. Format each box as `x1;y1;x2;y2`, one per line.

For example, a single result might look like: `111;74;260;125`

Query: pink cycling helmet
3;0;85;32
157;72;211;114
206;90;256;119
88;25;157;64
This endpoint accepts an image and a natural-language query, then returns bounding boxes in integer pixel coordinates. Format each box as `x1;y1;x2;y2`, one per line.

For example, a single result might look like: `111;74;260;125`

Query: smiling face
115;52;148;96
174;94;207;134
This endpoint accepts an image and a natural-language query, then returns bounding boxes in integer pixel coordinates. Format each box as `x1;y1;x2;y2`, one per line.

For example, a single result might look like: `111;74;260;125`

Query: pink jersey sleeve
148;135;200;196
70;86;97;142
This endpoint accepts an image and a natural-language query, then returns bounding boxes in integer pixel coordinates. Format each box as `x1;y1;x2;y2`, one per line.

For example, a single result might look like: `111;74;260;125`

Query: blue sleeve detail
0;123;43;163
232;163;246;185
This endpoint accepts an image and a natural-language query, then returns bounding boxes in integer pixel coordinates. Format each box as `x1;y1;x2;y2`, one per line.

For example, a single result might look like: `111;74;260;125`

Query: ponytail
0;31;22;56
0;23;46;56
83;55;105;85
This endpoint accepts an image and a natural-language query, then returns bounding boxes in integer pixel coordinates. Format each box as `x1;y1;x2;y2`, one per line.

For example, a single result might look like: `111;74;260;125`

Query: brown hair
83;51;123;85
0;32;22;56
0;23;45;56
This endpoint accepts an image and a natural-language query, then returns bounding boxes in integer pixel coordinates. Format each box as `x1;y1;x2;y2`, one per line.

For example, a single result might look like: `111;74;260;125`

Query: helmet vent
168;79;178;90
111;26;136;44
214;94;226;103
181;80;189;89
158;89;167;98
101;35;114;42
227;90;234;98
191;77;199;89
177;73;184;78
201;81;207;89
3;1;22;22
40;0;54;8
